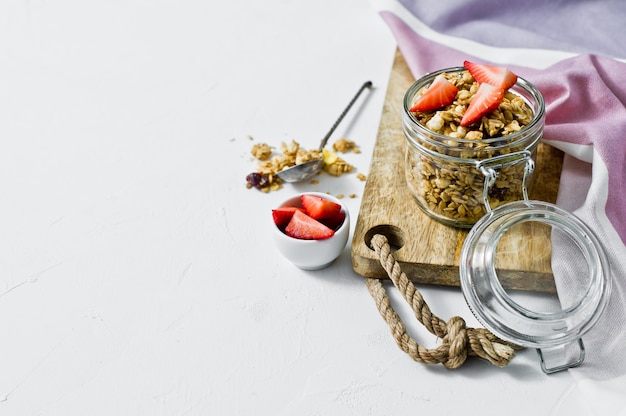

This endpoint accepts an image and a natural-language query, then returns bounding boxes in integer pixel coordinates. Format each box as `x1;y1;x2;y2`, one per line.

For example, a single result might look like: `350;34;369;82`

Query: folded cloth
384;0;626;58
372;0;626;382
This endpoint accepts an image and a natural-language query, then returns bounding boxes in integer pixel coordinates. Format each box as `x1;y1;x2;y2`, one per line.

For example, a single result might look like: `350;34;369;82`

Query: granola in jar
403;62;545;227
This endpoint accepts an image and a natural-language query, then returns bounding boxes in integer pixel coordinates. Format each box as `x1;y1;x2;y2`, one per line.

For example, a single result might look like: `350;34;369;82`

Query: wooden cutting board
351;49;563;293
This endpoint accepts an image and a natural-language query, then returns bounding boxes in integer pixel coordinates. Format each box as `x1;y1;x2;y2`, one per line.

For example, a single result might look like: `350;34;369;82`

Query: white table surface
0;1;618;414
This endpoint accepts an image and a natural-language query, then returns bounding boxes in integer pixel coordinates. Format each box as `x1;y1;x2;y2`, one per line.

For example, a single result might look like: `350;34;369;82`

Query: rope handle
366;234;522;368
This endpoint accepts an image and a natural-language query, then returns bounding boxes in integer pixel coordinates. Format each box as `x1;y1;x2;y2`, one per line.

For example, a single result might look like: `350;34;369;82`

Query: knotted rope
366;234;522;368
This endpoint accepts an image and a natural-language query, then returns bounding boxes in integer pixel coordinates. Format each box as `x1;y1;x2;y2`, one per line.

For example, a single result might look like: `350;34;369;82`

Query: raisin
246;172;270;189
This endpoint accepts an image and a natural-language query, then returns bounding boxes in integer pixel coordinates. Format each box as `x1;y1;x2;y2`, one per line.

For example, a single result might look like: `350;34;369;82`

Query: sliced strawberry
285;210;335;240
463;60;518;91
460;83;504;127
300;194;342;220
272;206;305;228
409;74;458;112
318;210;346;231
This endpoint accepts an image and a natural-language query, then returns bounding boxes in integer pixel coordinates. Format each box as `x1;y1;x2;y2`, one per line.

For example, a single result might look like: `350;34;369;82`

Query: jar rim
403;66;546;146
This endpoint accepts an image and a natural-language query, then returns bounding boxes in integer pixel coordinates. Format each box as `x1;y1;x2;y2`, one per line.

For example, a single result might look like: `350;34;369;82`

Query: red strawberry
300;194;342;220
409;74;458;112
463;60;518;90
318;210;346;231
272;206;305;228
285;210;335;240
460;83;504;127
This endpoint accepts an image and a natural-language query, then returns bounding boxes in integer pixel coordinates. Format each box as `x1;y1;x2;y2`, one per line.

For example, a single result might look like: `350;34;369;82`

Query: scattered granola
322;149;354;176
250;143;272;160
332;138;360;154
246;138;361;192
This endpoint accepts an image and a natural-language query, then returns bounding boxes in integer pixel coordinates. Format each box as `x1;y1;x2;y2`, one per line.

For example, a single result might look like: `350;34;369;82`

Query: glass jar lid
460;200;611;350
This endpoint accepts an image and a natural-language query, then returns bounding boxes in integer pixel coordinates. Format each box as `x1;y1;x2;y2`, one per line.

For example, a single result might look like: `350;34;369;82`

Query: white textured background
0;1;619;414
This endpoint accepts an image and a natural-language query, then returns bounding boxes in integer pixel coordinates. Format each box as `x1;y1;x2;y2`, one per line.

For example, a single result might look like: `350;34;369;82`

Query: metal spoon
276;80;373;183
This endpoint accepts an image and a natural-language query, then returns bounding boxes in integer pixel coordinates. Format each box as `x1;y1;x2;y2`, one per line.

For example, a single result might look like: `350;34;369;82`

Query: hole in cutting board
364;225;407;252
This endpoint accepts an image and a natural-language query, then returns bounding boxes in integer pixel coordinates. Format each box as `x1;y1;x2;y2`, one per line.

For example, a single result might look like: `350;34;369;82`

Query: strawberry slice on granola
409;74;458;112
460;83;504;127
463;60;518;91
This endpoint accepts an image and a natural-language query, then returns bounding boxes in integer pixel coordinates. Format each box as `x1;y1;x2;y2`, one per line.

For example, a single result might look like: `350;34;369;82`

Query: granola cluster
332;138;361;154
406;70;538;226
246;138;359;192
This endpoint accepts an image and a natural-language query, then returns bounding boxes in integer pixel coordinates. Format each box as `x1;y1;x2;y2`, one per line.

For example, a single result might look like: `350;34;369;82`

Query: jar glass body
460;200;611;373
403;67;545;228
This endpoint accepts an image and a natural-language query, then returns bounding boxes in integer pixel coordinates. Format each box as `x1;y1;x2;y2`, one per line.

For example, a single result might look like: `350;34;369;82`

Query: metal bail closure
537;339;586;374
477;150;535;214
459;200;611;374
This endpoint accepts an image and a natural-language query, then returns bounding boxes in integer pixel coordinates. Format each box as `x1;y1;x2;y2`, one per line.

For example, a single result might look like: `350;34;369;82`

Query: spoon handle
318;80;373;151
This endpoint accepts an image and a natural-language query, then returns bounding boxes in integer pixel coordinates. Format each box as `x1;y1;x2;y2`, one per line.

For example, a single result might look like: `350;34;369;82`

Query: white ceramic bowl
272;192;350;270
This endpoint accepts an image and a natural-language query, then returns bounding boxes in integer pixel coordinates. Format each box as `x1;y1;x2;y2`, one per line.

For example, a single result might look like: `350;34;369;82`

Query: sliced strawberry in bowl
409;74;458;112
318;210;346;231
301;194;342;220
460;83;504;127
272;206;305;229
285;210;335;240
272;192;350;270
463;60;518;91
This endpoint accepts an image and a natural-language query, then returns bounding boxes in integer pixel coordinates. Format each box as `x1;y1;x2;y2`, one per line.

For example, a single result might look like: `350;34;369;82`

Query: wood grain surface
351;49;564;293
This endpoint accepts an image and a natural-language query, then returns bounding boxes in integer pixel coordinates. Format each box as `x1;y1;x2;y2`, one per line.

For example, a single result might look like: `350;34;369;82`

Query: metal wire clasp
476;150;535;214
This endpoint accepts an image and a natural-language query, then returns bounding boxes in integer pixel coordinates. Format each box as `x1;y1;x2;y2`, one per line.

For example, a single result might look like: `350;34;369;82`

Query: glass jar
403;68;611;373
403;67;545;228
460;200;611;373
